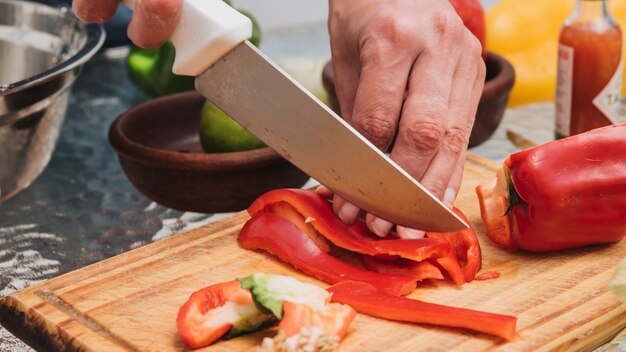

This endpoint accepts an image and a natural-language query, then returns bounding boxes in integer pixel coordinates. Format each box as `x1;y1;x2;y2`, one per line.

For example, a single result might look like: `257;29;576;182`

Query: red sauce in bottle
555;0;623;139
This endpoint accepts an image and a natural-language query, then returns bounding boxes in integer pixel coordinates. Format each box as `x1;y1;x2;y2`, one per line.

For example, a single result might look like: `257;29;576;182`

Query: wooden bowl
109;92;310;213
322;52;515;148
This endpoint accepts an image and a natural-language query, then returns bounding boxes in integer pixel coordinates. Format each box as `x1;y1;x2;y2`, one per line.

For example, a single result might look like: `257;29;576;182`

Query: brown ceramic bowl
322;51;515;148
109;92;310;213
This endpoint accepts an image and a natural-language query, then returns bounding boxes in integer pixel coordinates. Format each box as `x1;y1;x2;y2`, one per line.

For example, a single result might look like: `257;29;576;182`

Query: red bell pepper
176;280;274;349
238;212;417;296
360;255;444;281
248;189;466;285
426;208;482;282
327;281;517;341
477;123;626;252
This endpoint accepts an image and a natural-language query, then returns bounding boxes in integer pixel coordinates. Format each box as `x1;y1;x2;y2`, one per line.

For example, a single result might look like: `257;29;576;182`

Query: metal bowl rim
0;0;106;96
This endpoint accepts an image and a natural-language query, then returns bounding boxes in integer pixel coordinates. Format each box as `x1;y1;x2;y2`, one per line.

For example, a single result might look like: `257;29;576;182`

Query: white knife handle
121;0;252;76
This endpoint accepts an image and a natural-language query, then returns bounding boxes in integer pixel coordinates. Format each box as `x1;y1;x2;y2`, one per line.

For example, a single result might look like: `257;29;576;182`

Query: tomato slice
279;301;356;339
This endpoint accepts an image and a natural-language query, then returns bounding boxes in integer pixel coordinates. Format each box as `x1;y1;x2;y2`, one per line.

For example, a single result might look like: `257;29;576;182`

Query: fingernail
443;187;456;208
332;195;345;214
398;227;426;239
316;185;333;197
369;217;393;237
338;202;360;224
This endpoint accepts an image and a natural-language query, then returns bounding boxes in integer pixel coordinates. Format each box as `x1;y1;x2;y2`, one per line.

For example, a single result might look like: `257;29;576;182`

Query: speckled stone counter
0;23;582;351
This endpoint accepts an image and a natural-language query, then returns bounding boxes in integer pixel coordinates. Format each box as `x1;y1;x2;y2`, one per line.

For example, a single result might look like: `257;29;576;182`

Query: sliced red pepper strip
426;208;482;282
248;189;465;285
238;213;417;296
327;281;517;341
266;201;331;252
360;255;444;281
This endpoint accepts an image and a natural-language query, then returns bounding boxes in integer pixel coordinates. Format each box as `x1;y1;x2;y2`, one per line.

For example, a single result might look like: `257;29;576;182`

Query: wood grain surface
1;154;625;352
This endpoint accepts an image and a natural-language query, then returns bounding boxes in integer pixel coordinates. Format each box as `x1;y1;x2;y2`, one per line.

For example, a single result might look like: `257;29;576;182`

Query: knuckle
355;110;397;148
465;33;483;59
444;125;469;155
401;119;445;153
431;12;464;41
370;11;414;47
424;177;447;198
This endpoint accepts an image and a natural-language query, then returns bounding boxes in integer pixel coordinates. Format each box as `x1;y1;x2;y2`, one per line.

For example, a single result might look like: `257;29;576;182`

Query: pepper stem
504;167;523;215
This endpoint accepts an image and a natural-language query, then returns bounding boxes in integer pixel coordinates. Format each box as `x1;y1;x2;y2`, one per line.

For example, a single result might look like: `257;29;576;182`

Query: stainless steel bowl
0;0;104;202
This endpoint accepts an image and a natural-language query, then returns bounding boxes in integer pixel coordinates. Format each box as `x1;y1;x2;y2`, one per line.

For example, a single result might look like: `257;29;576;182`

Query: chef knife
122;0;467;232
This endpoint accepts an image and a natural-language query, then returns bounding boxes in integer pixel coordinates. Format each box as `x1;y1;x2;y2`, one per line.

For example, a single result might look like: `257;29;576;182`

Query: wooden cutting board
1;154;625;352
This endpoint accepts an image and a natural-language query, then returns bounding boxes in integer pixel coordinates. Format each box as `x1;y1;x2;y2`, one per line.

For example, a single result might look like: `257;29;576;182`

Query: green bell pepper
127;4;261;97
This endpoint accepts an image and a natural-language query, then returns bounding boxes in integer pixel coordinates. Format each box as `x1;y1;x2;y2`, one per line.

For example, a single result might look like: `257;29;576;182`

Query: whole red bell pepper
476;123;626;252
327;281;517;341
238;212;417;296
248;189;466;285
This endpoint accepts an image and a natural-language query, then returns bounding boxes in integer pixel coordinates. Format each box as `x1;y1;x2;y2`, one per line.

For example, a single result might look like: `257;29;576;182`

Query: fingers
315;185;334;199
389;32;461;191
73;0;120;23
128;0;183;48
349;44;413;152
418;32;485;200
397;226;426;239
444;152;466;207
365;213;393;237
330;60;360;122
74;0;182;48
333;196;361;224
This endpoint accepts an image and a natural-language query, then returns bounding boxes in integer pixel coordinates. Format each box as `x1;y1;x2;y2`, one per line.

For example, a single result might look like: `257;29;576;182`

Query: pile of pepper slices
177;123;626;349
238;188;517;340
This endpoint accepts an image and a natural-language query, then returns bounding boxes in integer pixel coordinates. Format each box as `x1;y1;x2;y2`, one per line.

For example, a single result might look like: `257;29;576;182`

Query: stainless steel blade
195;41;467;232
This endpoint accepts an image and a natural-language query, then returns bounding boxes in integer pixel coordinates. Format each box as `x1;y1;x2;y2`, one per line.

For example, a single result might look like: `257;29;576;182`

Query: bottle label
556;44;574;137
593;55;624;124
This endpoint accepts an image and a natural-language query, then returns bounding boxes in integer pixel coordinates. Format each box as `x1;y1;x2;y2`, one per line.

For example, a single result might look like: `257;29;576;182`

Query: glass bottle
555;0;623;139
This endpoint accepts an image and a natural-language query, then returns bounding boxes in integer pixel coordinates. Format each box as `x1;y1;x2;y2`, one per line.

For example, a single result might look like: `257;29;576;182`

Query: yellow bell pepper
487;0;626;107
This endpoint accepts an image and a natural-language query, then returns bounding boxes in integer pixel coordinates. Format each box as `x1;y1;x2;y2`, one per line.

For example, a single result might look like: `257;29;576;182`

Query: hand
72;0;182;48
327;0;485;238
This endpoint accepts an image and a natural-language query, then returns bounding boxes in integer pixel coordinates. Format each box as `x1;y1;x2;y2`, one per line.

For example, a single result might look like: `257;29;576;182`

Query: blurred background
35;0;499;36
230;0;498;30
